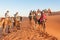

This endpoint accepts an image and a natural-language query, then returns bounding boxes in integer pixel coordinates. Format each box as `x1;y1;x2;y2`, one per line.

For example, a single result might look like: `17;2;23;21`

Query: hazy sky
0;0;60;17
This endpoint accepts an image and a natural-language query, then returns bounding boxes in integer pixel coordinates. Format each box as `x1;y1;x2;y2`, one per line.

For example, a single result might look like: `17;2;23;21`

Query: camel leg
15;21;21;30
31;20;36;30
41;21;46;32
3;25;6;34
0;27;3;34
8;25;12;33
3;25;8;35
0;27;3;37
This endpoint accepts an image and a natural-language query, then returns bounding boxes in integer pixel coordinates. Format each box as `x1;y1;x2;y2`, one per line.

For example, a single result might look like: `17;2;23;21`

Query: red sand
0;15;60;40
46;15;60;40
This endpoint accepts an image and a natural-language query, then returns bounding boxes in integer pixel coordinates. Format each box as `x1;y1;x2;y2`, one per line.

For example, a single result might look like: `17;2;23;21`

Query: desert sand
46;15;60;40
0;15;60;40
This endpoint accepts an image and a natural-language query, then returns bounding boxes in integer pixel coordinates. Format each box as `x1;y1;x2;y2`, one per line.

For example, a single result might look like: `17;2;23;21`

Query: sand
46;15;60;40
0;15;60;40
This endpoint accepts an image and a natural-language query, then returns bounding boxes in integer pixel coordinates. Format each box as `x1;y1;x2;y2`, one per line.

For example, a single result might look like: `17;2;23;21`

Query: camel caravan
0;10;22;35
0;9;51;35
29;9;51;32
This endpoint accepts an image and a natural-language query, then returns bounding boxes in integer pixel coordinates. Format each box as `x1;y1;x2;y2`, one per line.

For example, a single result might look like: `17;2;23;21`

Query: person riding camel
39;10;47;32
14;12;21;30
3;10;11;34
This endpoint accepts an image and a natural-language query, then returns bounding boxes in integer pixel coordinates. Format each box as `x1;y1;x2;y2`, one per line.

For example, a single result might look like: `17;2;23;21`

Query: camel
47;8;52;16
36;10;48;33
35;9;47;32
3;17;12;34
29;10;37;29
43;9;52;16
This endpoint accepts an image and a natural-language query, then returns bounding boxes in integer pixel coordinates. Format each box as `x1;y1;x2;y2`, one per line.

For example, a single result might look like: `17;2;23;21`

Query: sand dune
46;15;60;40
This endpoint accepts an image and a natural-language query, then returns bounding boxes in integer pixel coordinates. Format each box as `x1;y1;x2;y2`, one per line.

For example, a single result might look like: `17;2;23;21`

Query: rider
14;12;20;21
5;10;10;18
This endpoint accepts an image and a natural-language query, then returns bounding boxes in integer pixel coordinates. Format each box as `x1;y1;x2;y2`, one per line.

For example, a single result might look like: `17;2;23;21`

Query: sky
0;0;60;17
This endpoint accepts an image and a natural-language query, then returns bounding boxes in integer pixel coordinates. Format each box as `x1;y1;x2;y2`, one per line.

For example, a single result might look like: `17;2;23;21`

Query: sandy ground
46;15;60;40
0;15;60;40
